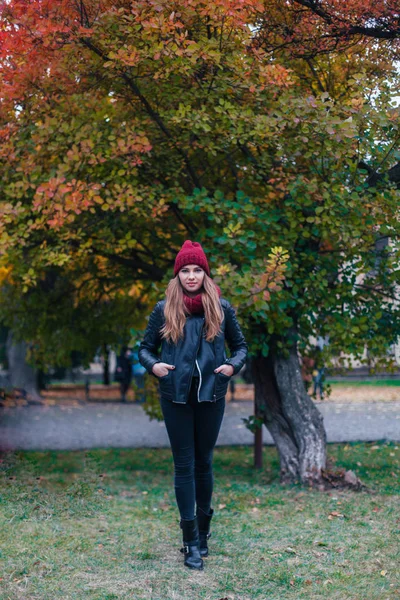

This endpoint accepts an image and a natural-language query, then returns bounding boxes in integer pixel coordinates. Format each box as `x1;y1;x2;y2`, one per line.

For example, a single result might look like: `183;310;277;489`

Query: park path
0;399;399;451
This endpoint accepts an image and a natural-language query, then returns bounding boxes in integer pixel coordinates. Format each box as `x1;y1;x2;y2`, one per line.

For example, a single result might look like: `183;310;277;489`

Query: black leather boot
179;518;204;570
196;507;214;557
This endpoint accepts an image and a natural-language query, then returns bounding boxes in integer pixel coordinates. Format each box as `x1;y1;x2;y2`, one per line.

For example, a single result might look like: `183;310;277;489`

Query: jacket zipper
195;359;202;402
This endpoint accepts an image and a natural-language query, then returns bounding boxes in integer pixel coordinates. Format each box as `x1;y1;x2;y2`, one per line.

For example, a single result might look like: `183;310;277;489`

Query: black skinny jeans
160;377;225;521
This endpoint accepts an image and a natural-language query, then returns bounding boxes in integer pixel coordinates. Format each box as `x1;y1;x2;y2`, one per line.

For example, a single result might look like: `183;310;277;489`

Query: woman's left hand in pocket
214;364;234;376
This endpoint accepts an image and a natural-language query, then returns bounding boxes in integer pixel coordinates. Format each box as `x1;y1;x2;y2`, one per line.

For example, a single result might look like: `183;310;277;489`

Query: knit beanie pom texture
173;240;210;276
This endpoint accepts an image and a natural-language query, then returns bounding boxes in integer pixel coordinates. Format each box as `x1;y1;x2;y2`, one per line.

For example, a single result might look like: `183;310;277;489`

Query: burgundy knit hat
174;240;210;276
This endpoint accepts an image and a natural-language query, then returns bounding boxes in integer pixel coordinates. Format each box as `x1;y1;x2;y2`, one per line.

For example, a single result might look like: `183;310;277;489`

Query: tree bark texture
6;330;41;400
251;331;326;484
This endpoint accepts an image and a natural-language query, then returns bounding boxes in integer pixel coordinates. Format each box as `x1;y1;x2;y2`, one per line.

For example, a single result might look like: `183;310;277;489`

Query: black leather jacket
138;298;248;404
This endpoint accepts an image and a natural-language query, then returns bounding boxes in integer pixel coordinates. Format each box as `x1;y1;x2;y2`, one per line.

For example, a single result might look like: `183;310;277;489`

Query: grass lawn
0;443;399;600
327;379;400;387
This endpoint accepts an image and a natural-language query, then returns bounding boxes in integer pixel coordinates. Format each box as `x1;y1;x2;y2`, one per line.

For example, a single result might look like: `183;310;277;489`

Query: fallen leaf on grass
218;503;226;509
328;511;345;519
380;570;387;576
323;579;333;586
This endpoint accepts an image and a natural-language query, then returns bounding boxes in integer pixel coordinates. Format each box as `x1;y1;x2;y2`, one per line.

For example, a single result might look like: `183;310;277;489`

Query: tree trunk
251;329;326;485
6;330;42;400
103;344;110;386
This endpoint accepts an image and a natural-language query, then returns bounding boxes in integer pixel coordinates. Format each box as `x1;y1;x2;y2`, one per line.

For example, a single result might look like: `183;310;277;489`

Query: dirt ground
1;382;399;408
231;383;400;403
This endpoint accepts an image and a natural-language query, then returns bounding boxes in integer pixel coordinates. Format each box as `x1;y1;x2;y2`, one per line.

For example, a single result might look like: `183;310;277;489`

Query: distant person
301;354;315;392
138;240;247;571
115;346;132;402
312;346;325;400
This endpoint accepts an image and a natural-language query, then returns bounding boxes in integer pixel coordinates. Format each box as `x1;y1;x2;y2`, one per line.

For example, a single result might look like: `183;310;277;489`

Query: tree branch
95;250;166;281
236;141;271;184
79;37;203;190
354;283;400;303
358;160;400;187
293;0;400;40
305;58;326;93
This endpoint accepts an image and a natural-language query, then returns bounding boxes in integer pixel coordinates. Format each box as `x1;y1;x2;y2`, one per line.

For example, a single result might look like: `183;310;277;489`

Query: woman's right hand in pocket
152;362;175;378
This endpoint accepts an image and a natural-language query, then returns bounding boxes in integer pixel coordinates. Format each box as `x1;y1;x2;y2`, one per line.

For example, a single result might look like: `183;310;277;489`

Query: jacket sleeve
138;302;164;375
223;302;248;375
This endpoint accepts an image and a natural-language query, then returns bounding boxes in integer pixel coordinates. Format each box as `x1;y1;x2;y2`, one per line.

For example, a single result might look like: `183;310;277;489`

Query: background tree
0;259;153;388
0;0;399;483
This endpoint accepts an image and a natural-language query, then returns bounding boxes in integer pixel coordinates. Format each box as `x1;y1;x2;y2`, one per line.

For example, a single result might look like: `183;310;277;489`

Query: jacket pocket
158;370;173;397
215;372;231;398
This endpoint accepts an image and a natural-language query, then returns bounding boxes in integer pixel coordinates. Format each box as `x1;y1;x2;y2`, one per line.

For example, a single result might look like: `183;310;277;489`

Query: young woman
139;240;248;571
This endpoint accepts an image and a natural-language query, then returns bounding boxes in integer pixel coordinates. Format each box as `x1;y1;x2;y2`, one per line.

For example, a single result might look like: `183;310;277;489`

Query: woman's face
178;264;205;296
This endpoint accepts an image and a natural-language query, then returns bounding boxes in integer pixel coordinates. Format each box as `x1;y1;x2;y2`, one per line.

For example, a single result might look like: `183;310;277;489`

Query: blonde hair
160;274;224;344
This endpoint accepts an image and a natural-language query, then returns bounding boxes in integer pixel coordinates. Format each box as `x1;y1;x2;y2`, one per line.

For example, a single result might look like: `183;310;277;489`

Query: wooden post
254;392;263;469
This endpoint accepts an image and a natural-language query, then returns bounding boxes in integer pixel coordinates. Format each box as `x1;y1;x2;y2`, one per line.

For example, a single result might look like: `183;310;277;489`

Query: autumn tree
0;0;399;483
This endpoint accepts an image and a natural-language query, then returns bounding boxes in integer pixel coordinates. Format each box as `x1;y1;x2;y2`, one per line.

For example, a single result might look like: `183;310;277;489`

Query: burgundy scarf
183;284;221;314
